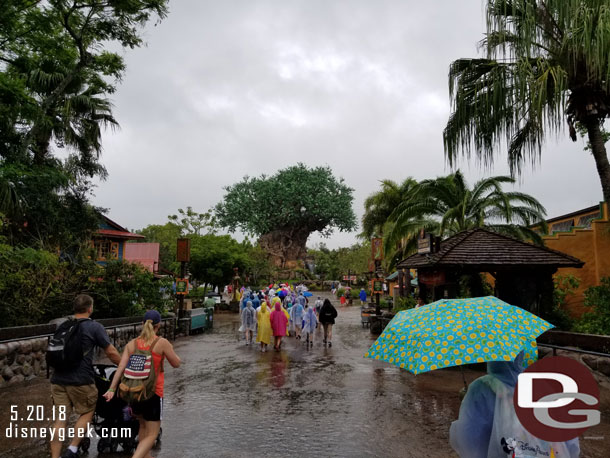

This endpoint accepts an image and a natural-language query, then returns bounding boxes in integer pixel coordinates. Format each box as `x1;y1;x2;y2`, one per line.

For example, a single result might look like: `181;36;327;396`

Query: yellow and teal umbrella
365;296;552;374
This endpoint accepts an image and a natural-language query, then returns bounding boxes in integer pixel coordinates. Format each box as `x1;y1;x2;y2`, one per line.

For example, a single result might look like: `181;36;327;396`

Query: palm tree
384;171;547;256
361;178;418;239
444;0;610;203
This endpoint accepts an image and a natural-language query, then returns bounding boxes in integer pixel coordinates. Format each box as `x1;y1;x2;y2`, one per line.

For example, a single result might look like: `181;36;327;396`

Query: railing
0;316;176;344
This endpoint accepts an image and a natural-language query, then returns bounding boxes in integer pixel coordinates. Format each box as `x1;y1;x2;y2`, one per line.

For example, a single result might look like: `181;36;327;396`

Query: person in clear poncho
302;305;317;348
449;351;580;458
239;301;257;346
289;299;304;340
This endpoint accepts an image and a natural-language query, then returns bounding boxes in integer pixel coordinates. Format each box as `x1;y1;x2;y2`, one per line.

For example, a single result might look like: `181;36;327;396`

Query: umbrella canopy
365;296;552;374
303;291;313;297
277;289;288;298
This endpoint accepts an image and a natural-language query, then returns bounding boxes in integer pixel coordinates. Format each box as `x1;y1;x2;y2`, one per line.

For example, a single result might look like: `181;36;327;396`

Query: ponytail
139;319;157;345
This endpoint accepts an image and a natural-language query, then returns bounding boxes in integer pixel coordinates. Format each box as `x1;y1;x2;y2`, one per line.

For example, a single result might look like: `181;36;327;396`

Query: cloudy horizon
93;0;605;248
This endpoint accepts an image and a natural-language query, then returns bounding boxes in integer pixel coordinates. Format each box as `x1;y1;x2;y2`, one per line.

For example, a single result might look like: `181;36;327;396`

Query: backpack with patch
119;337;162;403
46;318;89;372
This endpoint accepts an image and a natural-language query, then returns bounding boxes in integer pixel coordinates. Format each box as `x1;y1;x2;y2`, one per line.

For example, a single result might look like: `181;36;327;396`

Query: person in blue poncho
359;288;367;305
449;351;580;458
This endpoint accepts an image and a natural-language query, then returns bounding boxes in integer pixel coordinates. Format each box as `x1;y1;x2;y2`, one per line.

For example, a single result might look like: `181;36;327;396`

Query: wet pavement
1;293;610;457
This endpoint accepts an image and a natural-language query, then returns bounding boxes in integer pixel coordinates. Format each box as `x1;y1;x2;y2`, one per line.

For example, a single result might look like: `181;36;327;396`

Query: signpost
417;231;432;254
176;238;190;319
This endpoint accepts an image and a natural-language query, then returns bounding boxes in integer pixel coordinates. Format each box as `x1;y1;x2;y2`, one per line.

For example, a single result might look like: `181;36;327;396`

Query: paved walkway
1;293;609;457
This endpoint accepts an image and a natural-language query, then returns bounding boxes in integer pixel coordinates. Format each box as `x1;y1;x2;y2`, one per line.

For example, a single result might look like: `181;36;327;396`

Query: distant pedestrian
359;288;367;305
256;302;272;352
314;296;323;316
340;294;346;306
270;303;288;351
302;305;317;348
416;297;426;308
290;300;304;340
240;301;257;345
319;299;338;347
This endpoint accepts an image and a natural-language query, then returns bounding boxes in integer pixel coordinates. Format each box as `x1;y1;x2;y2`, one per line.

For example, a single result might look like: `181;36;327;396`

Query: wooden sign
343;275;357;282
417;232;432;254
175;278;189;295
372;279;384;293
418;270;445;286
176;238;191;262
372;238;384;261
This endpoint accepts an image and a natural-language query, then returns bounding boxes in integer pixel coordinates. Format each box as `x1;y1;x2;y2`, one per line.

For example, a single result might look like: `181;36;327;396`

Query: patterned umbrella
365;296;552;374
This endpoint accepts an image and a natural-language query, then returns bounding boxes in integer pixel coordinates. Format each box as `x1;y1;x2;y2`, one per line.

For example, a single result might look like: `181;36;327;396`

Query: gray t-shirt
51;319;111;386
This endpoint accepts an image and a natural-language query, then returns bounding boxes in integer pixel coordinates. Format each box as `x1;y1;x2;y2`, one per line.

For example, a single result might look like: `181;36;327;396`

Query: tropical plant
444;0;610;203
574;277;610;335
1;0;168;176
361;178;418;239
384;171;547;266
215;164;356;267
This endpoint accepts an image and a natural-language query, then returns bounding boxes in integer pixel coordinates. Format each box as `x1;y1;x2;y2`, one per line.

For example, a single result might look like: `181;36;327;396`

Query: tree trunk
586;119;610;203
259;227;309;269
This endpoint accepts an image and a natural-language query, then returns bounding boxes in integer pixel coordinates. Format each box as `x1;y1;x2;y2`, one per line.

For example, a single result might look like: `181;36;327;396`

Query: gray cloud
94;0;605;246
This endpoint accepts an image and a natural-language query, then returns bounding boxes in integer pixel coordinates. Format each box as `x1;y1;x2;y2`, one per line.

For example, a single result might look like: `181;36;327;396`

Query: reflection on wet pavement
1;293;610;457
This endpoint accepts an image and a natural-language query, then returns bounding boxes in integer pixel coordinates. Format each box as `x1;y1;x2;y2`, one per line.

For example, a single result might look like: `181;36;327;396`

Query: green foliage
371;171;547;269
547;274;580;331
458;274;494;298
0;244;170;326
444;0;610;202
574;277;610;335
87;261;172;319
168;207;216;236
308;242;370;280
0;243;67;326
215;163;356;238
0;162;101;251
394;296;417;312
189;234;252;291
1;0;168;172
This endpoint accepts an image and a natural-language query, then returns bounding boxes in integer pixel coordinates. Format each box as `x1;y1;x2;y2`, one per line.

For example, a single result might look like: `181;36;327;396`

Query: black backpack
46;318;90;372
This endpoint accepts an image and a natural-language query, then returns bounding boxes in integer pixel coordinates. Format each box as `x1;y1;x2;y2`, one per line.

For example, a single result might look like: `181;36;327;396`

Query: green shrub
547;274;580;331
394;296;417;312
336;287;345;298
574;277;610;335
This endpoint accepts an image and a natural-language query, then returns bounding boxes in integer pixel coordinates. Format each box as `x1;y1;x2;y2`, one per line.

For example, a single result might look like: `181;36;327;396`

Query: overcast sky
95;0;604;248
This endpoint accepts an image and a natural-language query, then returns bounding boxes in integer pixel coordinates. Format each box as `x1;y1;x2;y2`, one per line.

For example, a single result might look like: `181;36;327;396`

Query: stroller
87;364;162;454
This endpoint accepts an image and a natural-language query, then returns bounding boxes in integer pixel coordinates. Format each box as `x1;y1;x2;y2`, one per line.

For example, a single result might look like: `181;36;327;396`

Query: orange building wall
542;203;610;317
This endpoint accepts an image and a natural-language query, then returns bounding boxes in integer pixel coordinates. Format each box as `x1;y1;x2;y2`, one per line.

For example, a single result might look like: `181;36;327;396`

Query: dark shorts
130;394;163;421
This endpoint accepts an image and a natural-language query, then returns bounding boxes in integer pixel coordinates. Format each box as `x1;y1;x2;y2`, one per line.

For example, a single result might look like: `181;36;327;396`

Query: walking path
1;292;609;457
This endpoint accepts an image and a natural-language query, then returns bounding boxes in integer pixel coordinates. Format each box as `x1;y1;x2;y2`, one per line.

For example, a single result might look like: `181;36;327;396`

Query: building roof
95;215;144;240
95;229;144;240
544;204;600;225
397;228;584;270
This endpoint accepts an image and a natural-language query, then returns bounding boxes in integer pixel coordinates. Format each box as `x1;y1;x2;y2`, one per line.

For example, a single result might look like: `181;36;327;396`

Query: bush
547;274;580;331
574;277;610;335
87;261;173;319
394;296;417;312
336;287;345;298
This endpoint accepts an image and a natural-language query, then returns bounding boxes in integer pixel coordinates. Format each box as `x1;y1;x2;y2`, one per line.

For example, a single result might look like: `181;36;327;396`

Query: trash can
206;306;214;330
190;308;208;334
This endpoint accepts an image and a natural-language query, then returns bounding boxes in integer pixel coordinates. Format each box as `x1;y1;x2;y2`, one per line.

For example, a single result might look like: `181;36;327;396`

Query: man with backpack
48;294;121;458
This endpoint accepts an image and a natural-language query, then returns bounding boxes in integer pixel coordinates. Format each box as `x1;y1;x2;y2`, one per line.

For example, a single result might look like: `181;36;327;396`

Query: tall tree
1;0;168;175
215;164;356;268
444;0;610;203
384;171;547;266
360;178;418;239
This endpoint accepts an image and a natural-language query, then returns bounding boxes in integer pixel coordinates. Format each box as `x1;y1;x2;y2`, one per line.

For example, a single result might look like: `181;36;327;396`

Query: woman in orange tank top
104;310;181;458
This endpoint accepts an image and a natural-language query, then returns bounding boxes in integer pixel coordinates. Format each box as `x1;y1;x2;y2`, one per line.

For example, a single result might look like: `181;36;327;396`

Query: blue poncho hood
487;351;525;388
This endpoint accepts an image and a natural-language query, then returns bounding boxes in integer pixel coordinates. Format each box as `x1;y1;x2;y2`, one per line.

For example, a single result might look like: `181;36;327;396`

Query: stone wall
0;320;175;388
0;338;48;387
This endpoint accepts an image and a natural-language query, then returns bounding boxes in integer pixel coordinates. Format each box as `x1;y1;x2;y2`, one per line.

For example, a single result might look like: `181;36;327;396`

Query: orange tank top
135;337;165;398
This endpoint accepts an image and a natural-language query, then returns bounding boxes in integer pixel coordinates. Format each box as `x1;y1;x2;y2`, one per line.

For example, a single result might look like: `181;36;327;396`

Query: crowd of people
236;284;338;352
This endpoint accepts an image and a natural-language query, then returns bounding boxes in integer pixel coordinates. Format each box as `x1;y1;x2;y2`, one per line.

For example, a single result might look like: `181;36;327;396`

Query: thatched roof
397;228;584;270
